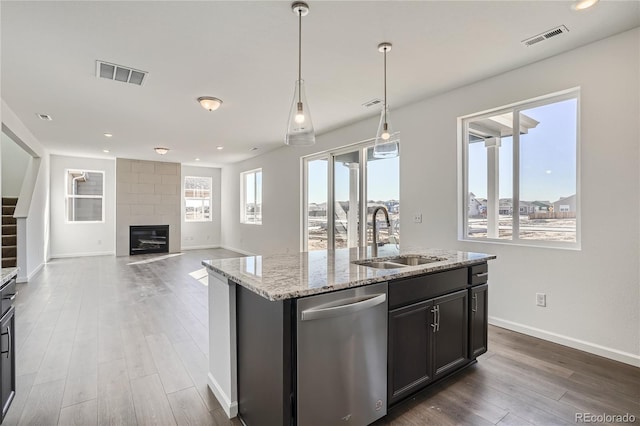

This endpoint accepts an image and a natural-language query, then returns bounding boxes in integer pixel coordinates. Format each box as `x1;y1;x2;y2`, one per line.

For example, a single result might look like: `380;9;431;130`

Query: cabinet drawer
468;263;488;285
0;279;16;317
389;268;468;309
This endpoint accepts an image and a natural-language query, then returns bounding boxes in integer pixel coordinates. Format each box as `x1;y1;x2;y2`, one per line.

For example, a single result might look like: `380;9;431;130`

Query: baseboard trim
17;261;45;283
50;251;115;259
219;245;255;256
489;316;640;367
180;244;221;251
207;372;238;418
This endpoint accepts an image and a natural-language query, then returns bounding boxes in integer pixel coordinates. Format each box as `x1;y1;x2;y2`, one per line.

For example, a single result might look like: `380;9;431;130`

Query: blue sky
307;152;400;204
468;98;577;202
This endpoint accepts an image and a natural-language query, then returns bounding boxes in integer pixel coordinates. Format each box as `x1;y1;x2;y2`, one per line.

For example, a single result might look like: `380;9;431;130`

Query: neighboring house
553;194;577;212
520;200;552;214
468;193;486;218
499;198;513;215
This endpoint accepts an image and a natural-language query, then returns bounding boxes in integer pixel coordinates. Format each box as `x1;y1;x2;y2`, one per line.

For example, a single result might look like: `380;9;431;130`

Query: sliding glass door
303;142;399;251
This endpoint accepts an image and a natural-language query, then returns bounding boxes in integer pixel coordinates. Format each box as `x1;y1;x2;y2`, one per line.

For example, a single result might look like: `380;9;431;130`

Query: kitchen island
202;246;495;425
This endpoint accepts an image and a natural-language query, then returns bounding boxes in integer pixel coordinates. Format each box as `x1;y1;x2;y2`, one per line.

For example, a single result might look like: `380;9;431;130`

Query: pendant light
285;2;315;146
373;42;399;158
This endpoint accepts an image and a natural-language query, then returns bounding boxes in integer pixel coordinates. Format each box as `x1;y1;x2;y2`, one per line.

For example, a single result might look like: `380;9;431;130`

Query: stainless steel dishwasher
296;282;388;426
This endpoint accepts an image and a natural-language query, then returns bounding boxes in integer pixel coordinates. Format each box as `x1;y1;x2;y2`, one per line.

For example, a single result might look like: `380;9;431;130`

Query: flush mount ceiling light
104;133;113;138
572;0;599;10
154;147;169;155
216;146;224;150
197;96;223;111
285;1;315;146
373;42;399;159
103;149;110;153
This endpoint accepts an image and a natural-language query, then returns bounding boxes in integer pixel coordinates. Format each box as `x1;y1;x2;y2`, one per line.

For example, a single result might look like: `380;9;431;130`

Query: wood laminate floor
8;250;640;425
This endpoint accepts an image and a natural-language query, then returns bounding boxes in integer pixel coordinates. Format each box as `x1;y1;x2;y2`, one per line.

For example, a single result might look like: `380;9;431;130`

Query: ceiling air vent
37;113;52;121
362;98;383;108
96;60;148;86
522;25;569;47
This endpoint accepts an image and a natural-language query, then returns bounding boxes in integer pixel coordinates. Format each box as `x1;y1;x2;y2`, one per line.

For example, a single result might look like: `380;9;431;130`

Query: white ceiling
2;1;639;166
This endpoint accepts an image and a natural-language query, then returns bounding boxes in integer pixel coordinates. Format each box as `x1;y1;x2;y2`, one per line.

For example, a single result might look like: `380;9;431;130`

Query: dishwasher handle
301;293;387;321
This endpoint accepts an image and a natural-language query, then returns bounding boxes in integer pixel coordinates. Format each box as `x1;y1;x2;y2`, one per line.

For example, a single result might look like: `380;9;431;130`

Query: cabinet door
469;284;488;359
0;307;15;421
388;300;433;404
432;289;468;380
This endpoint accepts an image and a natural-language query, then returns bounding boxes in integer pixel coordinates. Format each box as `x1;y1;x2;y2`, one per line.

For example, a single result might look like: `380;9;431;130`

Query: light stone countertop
202;246;496;301
1;268;18;287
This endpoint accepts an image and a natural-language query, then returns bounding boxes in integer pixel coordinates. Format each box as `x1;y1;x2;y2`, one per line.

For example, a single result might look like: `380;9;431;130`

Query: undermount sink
353;255;446;269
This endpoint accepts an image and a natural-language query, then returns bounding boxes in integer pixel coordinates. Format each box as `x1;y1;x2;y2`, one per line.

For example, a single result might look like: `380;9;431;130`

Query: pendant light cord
298;9;302;104
383;47;387;125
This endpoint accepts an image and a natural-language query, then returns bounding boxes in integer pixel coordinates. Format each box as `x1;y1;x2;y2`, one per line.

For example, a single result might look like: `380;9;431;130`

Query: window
66;169;104;222
303;141;400;251
460;89;579;247
241;169;262;224
184;176;212;222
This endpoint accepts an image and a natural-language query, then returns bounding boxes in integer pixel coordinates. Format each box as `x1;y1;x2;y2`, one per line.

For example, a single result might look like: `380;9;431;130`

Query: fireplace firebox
130;225;169;255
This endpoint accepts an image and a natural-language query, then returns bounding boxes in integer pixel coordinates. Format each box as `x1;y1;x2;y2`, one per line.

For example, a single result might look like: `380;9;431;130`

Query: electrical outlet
536;293;546;307
413;213;422;223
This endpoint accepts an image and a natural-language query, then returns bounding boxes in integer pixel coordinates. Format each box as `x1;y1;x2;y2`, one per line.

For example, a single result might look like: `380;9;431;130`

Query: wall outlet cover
413;213;422;223
536;293;547;307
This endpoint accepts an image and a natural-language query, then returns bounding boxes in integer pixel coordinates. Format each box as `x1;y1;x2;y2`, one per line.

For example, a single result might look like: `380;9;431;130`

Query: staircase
1;198;18;268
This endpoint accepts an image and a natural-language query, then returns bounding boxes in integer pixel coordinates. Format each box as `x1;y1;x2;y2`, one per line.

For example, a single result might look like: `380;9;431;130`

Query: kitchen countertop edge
1;268;19;286
202;248;496;301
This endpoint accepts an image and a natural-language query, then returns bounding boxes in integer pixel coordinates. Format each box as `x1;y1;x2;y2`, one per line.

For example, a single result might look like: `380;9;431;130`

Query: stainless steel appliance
296;282;388;425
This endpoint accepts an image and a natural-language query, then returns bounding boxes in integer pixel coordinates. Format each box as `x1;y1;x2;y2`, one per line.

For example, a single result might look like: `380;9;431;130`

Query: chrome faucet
371;206;391;258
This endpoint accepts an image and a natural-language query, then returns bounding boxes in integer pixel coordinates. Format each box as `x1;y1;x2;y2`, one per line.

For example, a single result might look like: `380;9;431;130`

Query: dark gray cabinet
388;264;488;407
0;276;16;424
432;290;468;380
388;300;433;404
469;283;488;358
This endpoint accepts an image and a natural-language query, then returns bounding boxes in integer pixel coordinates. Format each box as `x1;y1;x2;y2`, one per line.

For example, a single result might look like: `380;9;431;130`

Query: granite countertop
202;246;496;301
1;268;19;286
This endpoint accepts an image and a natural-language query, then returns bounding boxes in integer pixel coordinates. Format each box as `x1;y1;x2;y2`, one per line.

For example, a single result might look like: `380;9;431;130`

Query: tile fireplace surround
115;158;181;256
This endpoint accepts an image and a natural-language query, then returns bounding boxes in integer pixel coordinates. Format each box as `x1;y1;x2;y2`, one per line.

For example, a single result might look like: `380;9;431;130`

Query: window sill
459;237;581;251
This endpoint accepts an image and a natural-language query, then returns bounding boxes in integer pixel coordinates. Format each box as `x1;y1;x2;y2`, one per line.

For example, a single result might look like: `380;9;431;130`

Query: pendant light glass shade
285;79;315;146
373;42;399;159
285;2;315;146
374;105;399;158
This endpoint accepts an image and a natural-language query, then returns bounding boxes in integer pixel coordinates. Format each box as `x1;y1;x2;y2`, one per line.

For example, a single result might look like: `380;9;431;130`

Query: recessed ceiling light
103;149;110;153
198;96;223;111
154;147;169;155
216;146;224;150
250;147;258;151
104;133;113;138
572;0;599;10
37;113;52;121
195;158;200;161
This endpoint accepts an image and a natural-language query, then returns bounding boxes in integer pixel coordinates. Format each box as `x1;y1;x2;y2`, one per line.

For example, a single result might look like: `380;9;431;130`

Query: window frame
65;169;105;224
458;88;581;250
240;168;262;225
184;176;213;222
301;138;400;252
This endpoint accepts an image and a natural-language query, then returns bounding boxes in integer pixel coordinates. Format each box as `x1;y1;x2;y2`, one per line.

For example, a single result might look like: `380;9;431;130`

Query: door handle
6;325;10;359
301;293;386;321
472;294;478;313
431;306;440;332
430;307;437;332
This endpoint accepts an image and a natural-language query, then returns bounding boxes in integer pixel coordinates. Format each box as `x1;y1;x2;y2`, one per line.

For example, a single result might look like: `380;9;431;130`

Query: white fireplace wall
116;158;181;256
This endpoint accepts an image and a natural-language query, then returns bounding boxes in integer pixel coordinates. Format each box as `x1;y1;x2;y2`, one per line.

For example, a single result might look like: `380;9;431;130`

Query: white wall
49;155;116;257
181;165;221;250
1;132;30;197
2;100;50;281
221;29;640;365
